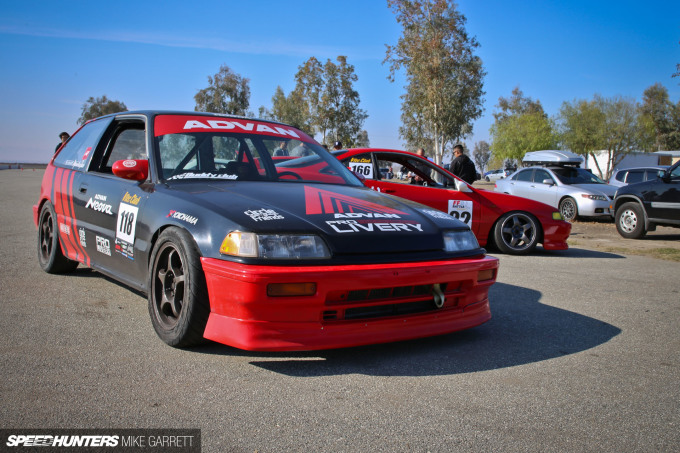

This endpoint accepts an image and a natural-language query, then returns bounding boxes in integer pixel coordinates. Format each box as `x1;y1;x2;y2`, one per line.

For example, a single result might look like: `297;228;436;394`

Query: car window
533;169;553;184
154;115;360;186
552;167;606;184
614;170;628;182
371;153;451;187
515;170;533;182
625;170;644;184
670;164;680;181
53;117;113;171
104;129;146;169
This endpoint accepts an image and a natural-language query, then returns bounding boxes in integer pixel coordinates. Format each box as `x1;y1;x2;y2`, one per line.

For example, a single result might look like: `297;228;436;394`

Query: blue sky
1;0;678;163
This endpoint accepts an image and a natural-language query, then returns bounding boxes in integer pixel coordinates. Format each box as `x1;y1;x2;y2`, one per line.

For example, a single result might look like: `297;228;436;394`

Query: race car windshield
155;131;362;187
552;167;606;185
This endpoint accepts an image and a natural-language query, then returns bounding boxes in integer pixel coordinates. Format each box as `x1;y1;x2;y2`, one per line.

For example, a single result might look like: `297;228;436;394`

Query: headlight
220;232;330;259
581;194;608;201
442;230;479;252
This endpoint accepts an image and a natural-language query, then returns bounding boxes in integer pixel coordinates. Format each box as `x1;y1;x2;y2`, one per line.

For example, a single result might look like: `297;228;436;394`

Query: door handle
384;189;396;194
79;184;88;193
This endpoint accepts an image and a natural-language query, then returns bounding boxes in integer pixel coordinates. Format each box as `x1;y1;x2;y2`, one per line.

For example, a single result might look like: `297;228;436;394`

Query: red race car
336;149;571;255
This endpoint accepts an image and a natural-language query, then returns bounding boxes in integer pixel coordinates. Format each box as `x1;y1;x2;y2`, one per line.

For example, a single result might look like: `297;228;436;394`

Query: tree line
77;0;679;179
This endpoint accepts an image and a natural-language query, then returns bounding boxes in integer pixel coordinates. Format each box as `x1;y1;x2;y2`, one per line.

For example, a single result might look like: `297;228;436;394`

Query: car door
343;151;481;235
527;168;560;207
644;162;680;222
506;169;536;198
73;117;150;289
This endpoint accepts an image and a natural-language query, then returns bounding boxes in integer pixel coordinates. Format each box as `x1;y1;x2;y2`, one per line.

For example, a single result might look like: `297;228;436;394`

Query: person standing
333;141;343;150
450;144;477;184
55;132;70;153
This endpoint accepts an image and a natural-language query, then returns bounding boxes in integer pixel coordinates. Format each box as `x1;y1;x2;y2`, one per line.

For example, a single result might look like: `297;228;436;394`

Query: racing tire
148;227;210;347
615;202;647;239
37;202;79;274
559;197;578;222
493;212;540;255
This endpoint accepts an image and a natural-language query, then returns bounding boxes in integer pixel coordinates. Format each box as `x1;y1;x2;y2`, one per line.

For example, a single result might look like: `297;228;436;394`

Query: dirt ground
567;218;680;261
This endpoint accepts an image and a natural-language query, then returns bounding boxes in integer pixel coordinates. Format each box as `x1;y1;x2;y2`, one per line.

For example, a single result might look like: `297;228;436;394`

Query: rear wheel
559;197;578;222
615;202;646;239
37;202;78;274
148;228;210;347
493;212;540;255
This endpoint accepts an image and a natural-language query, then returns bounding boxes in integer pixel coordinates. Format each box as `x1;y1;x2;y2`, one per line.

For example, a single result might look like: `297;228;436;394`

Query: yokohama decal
304;186;408;216
50;167;90;266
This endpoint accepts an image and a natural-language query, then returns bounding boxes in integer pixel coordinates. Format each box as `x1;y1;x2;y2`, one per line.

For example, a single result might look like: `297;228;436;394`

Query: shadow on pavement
195;282;621;377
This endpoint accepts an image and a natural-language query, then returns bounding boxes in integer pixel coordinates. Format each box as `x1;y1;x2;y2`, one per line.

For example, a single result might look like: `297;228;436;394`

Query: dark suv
612;160;680;238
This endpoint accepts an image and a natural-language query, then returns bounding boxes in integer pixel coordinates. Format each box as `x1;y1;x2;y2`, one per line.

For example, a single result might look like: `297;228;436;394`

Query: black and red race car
336;149;572;255
34;111;498;351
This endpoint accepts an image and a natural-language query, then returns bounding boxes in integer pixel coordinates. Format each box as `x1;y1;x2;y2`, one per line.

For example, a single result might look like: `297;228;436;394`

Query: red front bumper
201;256;499;351
542;219;572;251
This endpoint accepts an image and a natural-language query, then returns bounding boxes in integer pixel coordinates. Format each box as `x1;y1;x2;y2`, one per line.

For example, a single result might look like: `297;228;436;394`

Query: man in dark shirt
450;144;477;184
55;132;70;153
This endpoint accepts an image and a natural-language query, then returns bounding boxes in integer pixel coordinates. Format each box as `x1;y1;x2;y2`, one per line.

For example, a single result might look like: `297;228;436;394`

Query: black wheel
559;197;578;222
148;228;210;347
493;212;540;255
615;202;647;239
37;202;78;274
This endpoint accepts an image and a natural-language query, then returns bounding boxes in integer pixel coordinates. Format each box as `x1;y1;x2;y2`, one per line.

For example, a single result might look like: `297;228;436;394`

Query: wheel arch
487;210;545;247
614;195;650;229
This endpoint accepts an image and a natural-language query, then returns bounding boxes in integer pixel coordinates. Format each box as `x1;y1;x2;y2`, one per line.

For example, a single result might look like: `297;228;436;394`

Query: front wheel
615;202;647;239
148;227;210;347
493;212;540;255
37;202;78;274
559;197;578;222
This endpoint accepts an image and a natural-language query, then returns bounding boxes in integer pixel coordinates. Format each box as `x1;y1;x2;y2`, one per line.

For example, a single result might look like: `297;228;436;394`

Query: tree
269;56;368;147
638;83;680;151
491;112;557;161
472;140;491;173
558;98;605;157
385;0;485;165
78;96;127;125
194;64;250;115
493;86;544;123
317;56;368;147
595;95;643;179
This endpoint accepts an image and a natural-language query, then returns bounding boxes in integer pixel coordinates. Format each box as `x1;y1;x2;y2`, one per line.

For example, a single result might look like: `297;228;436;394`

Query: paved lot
1;169;679;452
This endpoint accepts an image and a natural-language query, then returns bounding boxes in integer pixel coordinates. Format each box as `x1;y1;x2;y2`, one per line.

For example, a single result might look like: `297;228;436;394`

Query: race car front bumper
200;256;499;351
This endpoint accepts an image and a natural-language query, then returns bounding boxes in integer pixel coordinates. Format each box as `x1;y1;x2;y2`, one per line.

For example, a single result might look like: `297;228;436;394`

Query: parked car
494;151;617;222
484;169;505;182
336;148;571;255
34;111;499;351
612;160;680;238
608;166;669;187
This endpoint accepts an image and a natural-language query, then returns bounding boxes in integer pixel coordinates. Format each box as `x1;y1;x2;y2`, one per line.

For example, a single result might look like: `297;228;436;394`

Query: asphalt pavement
1;169;678;452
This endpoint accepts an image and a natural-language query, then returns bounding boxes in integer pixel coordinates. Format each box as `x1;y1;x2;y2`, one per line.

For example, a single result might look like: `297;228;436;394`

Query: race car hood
165;181;470;256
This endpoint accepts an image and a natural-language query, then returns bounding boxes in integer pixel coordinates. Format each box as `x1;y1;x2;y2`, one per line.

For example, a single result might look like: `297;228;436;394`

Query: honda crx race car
35;111;498;351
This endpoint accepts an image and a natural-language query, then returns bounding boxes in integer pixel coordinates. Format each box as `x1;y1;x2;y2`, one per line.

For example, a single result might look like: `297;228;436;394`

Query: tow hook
432;284;445;308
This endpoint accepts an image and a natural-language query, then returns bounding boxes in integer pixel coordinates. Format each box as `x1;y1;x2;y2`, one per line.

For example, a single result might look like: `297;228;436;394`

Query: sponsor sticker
115;238;134;260
122;160;137;168
447;200;473;226
167;172;238;181
122;192;142;205
78;228;87;247
96;236;111;256
244;208;284;222
167;210;198;225
86;194;114;215
348;157;373;178
422;209;455;220
59;223;70;235
326;219;423;234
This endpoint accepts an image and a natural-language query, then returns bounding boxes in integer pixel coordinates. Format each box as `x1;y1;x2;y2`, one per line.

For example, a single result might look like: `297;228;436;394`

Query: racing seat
224;161;259;180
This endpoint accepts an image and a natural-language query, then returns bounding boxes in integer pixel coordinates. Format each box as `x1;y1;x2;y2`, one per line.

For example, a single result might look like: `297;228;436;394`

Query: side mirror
542;179;555;186
112;159;149;181
454;178;472;193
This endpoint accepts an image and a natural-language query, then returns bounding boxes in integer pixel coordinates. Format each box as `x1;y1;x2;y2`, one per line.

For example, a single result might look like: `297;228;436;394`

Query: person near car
450;144;477;184
55;132;69;153
333;141;343;150
273;141;289;156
